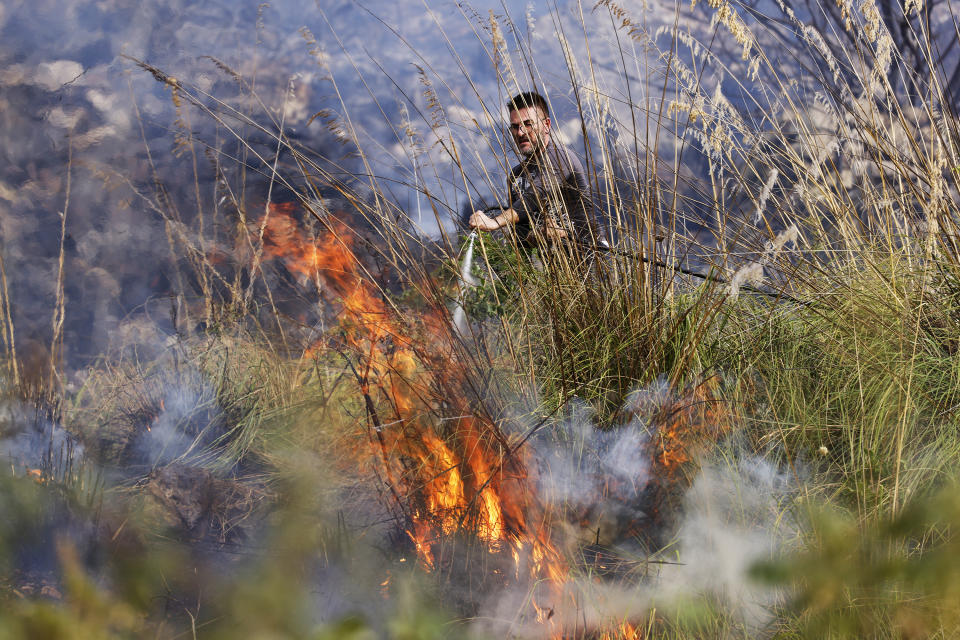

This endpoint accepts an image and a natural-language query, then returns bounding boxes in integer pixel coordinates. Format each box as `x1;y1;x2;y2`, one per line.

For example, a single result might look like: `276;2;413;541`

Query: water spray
452;230;478;333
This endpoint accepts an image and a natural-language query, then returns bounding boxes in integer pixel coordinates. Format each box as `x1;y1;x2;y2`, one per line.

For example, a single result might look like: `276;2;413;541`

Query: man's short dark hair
507;91;549;117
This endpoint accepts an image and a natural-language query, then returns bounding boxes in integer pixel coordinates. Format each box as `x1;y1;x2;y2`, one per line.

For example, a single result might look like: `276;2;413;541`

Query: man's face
509;106;551;156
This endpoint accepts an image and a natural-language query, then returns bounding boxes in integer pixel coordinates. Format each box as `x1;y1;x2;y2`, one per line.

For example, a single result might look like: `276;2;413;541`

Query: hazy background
4;0;954;370
0;0;689;370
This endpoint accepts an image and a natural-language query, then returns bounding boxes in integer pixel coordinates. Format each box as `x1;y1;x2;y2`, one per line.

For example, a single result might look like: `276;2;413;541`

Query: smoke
532;397;654;529
542;455;795;637
135;375;223;466
485;454;795;637
476;386;796;637
658;456;794;626
0;395;85;477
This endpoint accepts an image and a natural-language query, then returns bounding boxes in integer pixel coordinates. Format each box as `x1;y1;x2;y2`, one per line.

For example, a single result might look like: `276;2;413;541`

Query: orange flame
646;377;732;484
260;204;566;602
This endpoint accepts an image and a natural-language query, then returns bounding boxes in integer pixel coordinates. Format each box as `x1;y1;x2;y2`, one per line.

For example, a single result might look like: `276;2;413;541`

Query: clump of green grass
721;251;960;509
460;231;729;422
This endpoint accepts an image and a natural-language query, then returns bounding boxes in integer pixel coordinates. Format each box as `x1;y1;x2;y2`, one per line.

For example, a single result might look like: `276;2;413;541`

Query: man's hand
469;210;503;232
544;217;568;242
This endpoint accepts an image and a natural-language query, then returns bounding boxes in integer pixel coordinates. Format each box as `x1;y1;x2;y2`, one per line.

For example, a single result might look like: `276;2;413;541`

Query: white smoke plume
0;395;85;478
475;387;796;638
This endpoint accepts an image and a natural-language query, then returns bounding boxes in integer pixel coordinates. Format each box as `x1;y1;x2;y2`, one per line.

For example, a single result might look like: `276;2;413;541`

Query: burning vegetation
258;204;735;637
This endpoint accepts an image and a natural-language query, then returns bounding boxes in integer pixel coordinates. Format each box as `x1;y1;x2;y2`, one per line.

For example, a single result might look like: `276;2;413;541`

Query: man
468;92;596;249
